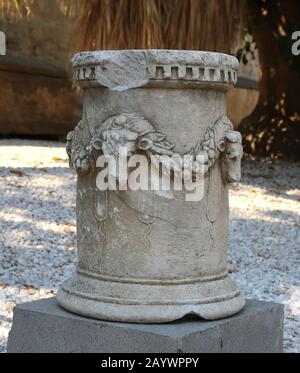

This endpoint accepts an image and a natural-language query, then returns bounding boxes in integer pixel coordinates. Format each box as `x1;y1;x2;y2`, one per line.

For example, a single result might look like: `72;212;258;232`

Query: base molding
56;271;245;323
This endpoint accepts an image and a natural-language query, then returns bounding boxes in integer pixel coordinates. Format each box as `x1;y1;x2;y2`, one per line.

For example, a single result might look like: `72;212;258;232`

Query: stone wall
0;1;72;69
0;0;79;138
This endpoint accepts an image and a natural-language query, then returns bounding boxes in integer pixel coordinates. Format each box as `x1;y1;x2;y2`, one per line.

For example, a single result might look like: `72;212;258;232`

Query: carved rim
76;268;229;285
60;285;241;306
72;49;239;89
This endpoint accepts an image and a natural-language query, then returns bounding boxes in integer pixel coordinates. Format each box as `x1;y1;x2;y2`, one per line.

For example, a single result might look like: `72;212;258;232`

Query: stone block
7;297;283;353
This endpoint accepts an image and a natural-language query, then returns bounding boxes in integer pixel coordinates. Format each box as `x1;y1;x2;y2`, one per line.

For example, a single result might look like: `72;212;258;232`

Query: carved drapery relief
66;113;243;183
67;114;243;249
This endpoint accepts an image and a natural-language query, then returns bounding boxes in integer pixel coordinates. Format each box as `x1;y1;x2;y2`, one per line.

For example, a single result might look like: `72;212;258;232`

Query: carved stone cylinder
57;50;245;323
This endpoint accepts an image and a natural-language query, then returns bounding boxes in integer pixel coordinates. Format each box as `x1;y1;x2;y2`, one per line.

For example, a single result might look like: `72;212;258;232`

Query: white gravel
0;139;299;353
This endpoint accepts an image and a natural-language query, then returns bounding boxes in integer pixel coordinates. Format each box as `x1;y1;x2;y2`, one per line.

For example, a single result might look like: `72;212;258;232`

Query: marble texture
57;50;245;323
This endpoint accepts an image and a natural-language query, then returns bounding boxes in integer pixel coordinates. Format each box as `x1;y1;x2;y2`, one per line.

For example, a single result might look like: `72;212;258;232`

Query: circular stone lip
73;49;239;70
72;50;239;91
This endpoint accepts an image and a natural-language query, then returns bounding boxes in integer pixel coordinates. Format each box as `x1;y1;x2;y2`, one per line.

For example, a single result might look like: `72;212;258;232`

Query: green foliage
236;21;257;65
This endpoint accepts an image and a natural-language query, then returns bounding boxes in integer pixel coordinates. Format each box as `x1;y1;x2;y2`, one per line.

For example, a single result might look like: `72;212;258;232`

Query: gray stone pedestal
7;297;283;353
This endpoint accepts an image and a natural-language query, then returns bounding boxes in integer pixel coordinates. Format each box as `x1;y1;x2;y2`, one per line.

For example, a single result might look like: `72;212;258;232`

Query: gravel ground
0;139;299;353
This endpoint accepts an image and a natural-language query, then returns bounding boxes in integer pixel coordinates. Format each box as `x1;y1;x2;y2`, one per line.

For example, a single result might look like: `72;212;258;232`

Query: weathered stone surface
7;297;284;353
0;66;78;138
57;50;245;323
0;1;73;70
0;1;78;138
73;49;239;90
